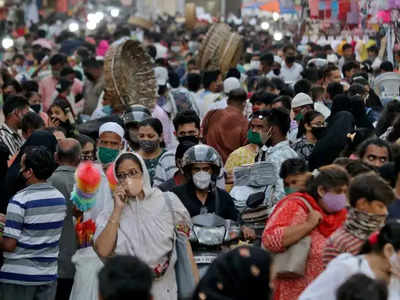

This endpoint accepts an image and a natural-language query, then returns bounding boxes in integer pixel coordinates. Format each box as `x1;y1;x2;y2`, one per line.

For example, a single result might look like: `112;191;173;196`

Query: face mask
285;56;296;65
188;41;198;52
247;129;263;146
30;104;42;113
250;60;260;70
295;112;304;122
321;193;347;213
123;177;143;198
102;105;112;115
139;140;159;153
193;171;212;190
284;187;297;195
97;147;120;165
171;46;181;53
311;126;327;140
177;135;200;145
273;68;281;76
52;69;60;78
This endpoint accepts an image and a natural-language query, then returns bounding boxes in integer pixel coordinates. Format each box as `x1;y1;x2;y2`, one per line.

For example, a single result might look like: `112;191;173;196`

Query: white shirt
280;62;303;84
299;254;400;300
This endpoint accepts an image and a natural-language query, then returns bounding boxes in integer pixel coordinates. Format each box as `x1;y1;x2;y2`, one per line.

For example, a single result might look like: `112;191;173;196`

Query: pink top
263;198;327;300
152;105;177;151
39;76;83;112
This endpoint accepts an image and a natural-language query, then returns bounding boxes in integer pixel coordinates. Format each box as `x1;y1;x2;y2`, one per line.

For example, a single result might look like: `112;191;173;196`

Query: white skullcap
292;93;313;108
224;77;241;94
99;122;125;139
154;66;168;86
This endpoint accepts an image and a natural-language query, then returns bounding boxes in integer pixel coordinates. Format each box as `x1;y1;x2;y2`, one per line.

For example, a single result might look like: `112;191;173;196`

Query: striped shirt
0;123;24;158
323;226;364;267
0;183;66;285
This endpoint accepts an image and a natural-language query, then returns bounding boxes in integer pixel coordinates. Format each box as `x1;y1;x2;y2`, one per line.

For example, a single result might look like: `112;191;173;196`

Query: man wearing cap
208;77;241;111
97;122;125;168
289;93;315;143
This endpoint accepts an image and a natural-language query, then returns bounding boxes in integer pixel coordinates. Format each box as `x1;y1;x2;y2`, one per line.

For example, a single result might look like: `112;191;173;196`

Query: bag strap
295;196;314;213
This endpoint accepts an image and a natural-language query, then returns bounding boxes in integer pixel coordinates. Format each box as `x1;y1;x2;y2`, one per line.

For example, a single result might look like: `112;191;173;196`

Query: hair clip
312;169;320;177
368;231;379;245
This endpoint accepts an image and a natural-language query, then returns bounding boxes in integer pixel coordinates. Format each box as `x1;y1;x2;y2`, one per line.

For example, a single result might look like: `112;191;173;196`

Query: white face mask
171;46;181;53
250;60;260;70
193;171;211;190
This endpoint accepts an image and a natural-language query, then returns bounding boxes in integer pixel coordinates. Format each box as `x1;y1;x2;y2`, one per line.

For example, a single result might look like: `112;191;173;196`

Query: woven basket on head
104;40;157;111
185;3;197;30
128;16;153;30
219;32;244;74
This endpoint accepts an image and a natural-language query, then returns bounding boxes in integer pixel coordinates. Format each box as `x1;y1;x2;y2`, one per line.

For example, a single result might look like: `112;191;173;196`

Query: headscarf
193;246;272;300
2;130;58;213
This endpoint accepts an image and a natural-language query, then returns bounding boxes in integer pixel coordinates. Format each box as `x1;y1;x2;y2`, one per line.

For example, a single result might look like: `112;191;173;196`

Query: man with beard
82;57;104;116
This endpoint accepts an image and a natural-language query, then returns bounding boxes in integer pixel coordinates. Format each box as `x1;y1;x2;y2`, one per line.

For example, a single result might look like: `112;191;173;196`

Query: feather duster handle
106;163;118;191
71;162;101;212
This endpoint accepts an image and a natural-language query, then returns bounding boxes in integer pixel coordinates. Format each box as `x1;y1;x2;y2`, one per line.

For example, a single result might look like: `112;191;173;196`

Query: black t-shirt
172;182;240;221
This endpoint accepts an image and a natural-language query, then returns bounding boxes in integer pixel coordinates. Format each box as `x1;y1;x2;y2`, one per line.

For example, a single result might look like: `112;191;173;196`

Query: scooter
189;213;239;278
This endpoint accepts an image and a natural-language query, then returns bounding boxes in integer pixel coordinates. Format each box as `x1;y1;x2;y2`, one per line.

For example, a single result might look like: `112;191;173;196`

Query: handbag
273;197;314;279
164;192;196;300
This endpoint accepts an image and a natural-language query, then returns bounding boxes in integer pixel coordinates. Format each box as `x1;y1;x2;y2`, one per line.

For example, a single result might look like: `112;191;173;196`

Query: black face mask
273;68;281;76
311;126;327;140
177;135;200;145
84;72;96;82
30;104;41;114
285;56;296;65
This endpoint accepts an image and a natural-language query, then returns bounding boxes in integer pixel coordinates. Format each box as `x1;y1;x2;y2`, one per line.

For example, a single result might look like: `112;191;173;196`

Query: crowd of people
0;12;400;300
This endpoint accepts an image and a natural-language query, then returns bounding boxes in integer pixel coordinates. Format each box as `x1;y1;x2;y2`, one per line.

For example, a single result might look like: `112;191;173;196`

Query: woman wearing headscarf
2;130;57;213
94;152;195;300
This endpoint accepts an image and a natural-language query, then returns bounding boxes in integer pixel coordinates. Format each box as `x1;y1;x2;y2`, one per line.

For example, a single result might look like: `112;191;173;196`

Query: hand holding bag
273;197;314;278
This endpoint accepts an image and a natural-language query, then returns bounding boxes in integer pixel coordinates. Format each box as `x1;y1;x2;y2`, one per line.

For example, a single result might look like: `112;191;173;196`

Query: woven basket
185;3;197;30
128;16;153;30
104;40;157;111
219;32;244;74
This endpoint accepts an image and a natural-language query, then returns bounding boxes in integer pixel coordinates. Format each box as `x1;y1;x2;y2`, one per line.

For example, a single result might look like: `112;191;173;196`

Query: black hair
378;162;397;188
226;68;241;80
173;110;200;131
23;146;56;180
256;78;276;92
21;112;44;134
56;139;81;165
98;255;153;300
60;67;75;77
341;128;376;157
260;52;274;66
115;153;143;175
311;86;324;101
342;43;353;51
168;72;180;89
13;54;25;62
21;80;39;93
345;160;372;178
37;29;46;38
75;134;95;148
280;158;308;179
228;88;247;103
138;118;163;137
283;44;296;53
336;273;388;300
297;111;324;139
187;73;202;92
349;172;395;207
348;83;366;97
250;91;277;106
146;45;157;59
3;78;22;93
49;54;67;66
3;96;29;117
380;61;394;72
333;157;353;167
306;165;350;200
360;220;400;254
367;45;379;55
44;126;67;136
48;98;75;118
323;64;340;81
376;100;400;136
294;79;312;95
272;95;292;111
266;107;291;136
82;57;103;69
193;246;271;300
357;138;392;162
56;78;73;93
302;67;324;84
203;71;220;90
327;82;344;100
342;61;358;77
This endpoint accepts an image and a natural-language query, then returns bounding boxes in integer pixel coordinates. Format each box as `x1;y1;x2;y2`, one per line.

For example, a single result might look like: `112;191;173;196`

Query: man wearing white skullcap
97;122;125;166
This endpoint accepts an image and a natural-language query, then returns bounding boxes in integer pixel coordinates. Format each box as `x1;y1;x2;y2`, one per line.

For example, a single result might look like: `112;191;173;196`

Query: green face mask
295;112;304;122
247;129;263;146
98;147;120;165
284;187;297;195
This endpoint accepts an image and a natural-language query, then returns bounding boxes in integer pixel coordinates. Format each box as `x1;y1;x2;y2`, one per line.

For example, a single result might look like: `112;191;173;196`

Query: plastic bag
69;247;104;300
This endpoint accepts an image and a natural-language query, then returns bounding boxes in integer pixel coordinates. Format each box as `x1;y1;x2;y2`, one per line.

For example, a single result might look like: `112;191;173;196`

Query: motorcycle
189;213;240;278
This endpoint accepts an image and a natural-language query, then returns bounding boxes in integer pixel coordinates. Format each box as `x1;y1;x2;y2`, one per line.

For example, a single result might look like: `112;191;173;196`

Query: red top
262;192;347;300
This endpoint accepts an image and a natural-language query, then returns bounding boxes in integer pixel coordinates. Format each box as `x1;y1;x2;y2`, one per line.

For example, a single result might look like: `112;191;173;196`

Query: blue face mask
102;105;112;115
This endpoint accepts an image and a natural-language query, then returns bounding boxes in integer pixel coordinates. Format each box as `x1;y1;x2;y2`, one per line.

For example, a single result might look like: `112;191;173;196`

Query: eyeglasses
116;169;142;181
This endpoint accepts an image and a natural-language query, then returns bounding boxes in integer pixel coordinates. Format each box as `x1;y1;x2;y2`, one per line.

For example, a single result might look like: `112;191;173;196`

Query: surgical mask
250;60;260;70
295;112;304;122
193;171;211;190
102;105;112;115
177;135;200;145
97;147;120;165
285;56;296;65
171;46;181;53
321;193;347;213
311;126;327;140
123;177;143;198
247;129;263;146
30;104;42;113
139;140;159;153
284;187;297;195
